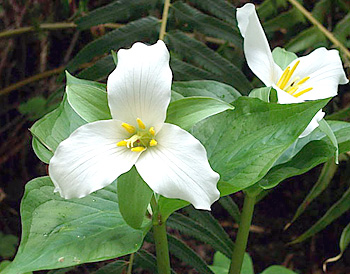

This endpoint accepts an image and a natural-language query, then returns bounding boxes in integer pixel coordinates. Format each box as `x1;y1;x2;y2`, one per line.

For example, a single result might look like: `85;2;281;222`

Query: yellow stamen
297;76;310;85
117;140;127;147
149;139;157;147
136;118;146;129
287;86;298;95
294;87;313;97
149;127;155;136
280;60;300;90
276;67;290;87
131;147;146;152
122;123;136;134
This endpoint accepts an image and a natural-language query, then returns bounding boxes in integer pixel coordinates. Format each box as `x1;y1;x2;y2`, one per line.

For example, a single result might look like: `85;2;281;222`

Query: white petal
237;3;282;86
286;48;349;100
299;110;325;138
107;40;172;131
49;120;140;199
135;123;220;210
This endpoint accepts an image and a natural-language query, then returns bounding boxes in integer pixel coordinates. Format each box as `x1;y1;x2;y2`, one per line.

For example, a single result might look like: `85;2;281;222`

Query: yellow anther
279;60;300;90
131;147;146;152
117;140;127;147
136;118;146;129
276;67;290;88
149;139;157;147
122;123;136;134
149;127;155;136
297;76;310;85
294;87;313;98
287;86;298;95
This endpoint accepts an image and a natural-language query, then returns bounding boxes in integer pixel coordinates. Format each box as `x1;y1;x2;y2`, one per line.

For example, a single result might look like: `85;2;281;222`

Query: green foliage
2;177;146;274
0;232;18;258
209;252;254;274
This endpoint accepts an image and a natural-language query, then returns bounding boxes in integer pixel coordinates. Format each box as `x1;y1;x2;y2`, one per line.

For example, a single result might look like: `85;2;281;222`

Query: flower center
276;60;313;98
116;118;157;152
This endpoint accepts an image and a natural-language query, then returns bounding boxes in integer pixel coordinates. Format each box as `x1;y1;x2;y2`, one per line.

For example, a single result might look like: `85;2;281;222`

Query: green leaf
192;97;330;195
172;80;241;103
117;167;153;229
77;55;115;81
318;119;339;163
66;72;112;122
286;26;327;53
172;2;242;49
157;196;189;221
67;17;159;73
166;97;234;130
257;0;288;19
167;212;233;258
340;222;350;254
248;87;277;103
189;0;237;25
261;265;297;274
271;47;297;70
75;0;156;30
167;30;252;94
209;252;254;274
3;177;146;274
219;196;241;224
291;186;350;244
133;249;177;274
30;94;86;164
287;158;338;226
0;232;18;258
94;260;127;274
19;96;55;121
259;120;350;189
262;8;306;33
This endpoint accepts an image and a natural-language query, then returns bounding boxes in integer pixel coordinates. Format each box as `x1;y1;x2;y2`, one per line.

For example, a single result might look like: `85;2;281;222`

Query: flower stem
159;0;171;40
228;194;256;274
153;218;171;274
127;253;134;274
287;0;350;61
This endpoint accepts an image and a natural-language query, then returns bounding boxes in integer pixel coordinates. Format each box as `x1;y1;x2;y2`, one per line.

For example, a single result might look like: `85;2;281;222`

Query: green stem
159;0;171;40
153;218;171;274
127;253;134;274
228;194;256;274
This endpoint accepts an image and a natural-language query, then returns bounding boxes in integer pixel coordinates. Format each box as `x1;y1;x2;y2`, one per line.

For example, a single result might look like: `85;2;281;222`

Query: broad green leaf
291;186;350;244
189;0;237;25
117;167;153;229
67;17;159;73
172;80;241;103
261;265;297;274
166;97;234;130
30;94;86;164
94;260;127;274
157;196;189;221
260;120;350;189
75;0;156;30
192;97;330;195
19;96;55;121
288;158;338;225
209;252;254;274
167;212;233;258
167;30;252;94
0;232;18;258
271;47;297;70
219;196;241;224
66;72;111;122
3;177;146;274
172;2;242;49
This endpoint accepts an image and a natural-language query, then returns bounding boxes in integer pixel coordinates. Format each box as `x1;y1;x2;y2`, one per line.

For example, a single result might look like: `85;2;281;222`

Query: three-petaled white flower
49;41;220;210
237;3;348;137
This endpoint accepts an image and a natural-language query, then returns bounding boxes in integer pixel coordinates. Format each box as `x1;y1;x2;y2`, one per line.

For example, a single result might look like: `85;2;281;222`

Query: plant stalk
127;253;134;274
228;194;256;274
159;0;171;40
153;217;171;274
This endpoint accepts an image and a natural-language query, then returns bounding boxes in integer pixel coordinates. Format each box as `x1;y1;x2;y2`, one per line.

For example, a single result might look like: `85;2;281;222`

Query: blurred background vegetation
0;0;350;273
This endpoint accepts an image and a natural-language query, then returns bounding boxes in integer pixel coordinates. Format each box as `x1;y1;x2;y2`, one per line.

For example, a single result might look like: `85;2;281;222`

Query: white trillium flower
49;40;220;210
237;3;348;137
